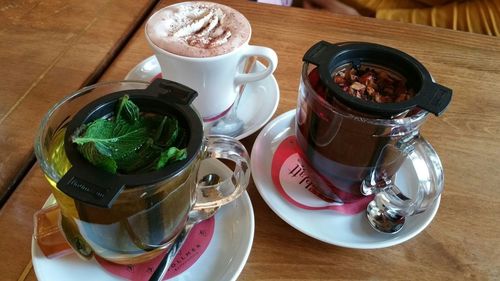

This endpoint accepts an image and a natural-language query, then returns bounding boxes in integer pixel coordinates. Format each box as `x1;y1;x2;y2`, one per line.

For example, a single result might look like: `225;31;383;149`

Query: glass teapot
35;80;250;263
296;41;452;233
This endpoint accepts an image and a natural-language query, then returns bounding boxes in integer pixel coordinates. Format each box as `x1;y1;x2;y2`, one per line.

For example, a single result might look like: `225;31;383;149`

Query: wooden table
0;0;158;204
1;0;499;280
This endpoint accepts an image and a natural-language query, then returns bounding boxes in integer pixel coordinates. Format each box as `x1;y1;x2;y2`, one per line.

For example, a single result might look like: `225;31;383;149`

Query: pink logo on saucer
152;73;162;80
271;136;373;215
96;217;215;280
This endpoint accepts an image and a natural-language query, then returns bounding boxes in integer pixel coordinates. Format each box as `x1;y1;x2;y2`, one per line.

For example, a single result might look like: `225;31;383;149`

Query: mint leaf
73;96;188;174
155;147;187;170
115;138;161;173
155;117;179;147
116;95;139;123
154;116;167;142
73;119;147;160
77;143;118;173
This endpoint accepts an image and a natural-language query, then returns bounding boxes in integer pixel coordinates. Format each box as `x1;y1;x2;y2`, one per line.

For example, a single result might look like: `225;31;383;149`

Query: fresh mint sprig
72;95;187;174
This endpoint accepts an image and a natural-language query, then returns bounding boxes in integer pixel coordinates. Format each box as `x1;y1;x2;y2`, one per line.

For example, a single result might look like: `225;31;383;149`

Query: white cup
145;2;278;121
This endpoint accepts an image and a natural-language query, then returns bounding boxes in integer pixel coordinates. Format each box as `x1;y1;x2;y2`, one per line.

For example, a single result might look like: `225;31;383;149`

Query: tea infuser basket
299;41;450;233
303;41;452;117
58;79;204;208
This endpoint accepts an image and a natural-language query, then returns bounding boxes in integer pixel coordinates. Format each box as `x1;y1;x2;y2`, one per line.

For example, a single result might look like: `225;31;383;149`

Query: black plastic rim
57;79;203;208
303;41;452;117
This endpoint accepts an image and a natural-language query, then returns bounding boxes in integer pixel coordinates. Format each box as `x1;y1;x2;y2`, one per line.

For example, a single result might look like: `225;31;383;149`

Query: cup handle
234;45;278;85
362;135;444;233
192;136;251;211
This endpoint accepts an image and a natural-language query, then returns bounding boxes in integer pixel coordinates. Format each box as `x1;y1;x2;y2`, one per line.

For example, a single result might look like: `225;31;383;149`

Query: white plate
125;55;280;140
251;110;441;249
32;160;255;281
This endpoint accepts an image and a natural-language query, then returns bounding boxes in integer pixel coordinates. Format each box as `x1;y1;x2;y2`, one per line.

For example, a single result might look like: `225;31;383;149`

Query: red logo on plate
271;136;373;215
96;217;215;280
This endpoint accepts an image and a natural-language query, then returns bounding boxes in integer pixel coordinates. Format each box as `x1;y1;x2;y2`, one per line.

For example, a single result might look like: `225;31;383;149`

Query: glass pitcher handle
363;135;444;233
192;135;251;211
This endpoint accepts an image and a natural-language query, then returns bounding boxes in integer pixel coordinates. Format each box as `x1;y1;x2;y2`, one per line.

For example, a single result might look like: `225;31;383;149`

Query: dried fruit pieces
333;66;415;103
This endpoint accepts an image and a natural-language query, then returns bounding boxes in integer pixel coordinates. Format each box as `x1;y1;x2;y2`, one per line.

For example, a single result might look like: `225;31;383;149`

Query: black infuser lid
303;41;452;117
57;79;203;208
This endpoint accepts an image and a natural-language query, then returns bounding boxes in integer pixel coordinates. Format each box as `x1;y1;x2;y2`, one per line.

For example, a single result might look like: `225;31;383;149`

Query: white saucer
251;110;441;249
32;160;255;281
125;55;280;140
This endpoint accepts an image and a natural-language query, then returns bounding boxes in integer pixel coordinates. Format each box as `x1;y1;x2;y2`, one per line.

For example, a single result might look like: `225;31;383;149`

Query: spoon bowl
366;200;405;234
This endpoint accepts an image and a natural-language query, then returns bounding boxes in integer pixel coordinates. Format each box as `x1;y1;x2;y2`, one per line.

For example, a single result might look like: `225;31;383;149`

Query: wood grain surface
1;0;499;280
0;0;157;279
0;0;157;203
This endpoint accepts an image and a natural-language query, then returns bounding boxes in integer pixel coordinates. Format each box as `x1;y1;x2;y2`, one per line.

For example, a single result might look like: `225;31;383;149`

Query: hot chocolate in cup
145;1;278;121
146;1;250;58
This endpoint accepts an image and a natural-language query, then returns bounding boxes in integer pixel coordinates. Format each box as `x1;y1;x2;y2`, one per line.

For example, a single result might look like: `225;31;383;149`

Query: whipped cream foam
146;2;251;58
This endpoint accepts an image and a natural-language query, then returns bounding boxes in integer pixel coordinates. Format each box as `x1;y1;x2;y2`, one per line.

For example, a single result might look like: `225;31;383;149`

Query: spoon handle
148;223;194;281
238;56;257;97
225;56;256;118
